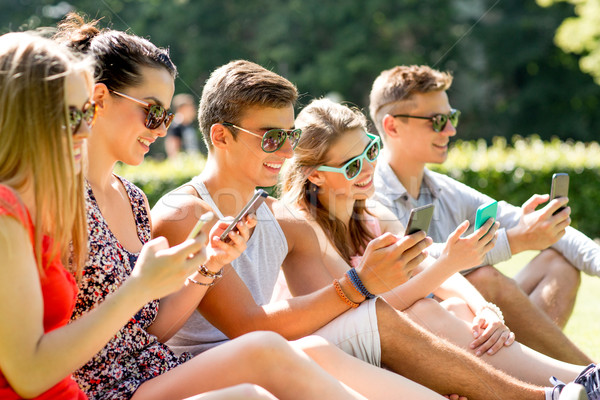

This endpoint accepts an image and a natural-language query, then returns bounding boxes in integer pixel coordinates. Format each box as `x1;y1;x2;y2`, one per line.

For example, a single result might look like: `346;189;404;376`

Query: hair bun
55;12;101;53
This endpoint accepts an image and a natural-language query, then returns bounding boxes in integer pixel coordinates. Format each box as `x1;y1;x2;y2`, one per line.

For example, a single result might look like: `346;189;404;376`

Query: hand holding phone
187;211;215;240
405;204;435;235
219;189;268;243
550;173;569;215
474;200;498;231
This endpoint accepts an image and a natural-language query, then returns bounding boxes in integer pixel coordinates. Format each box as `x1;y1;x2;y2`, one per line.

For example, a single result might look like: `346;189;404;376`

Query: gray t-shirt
373;155;600;277
165;179;288;355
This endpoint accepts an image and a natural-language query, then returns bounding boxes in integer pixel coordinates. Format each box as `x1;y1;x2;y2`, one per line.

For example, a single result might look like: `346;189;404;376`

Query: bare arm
0;216;204;397
149;189;252;341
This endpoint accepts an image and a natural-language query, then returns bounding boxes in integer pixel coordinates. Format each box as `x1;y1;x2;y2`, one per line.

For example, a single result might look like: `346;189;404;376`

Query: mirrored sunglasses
111;90;175;129
392;108;461;132
69;100;97;135
317;133;381;180
222;122;302;153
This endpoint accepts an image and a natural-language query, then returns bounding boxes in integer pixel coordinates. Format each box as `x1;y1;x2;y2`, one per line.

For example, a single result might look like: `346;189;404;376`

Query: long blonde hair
0;32;92;277
282;98;375;263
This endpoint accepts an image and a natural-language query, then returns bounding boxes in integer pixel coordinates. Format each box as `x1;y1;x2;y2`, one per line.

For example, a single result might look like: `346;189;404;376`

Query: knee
466;265;518;301
406;298;458;335
540;249;581;289
442;297;469;315
235;331;299;365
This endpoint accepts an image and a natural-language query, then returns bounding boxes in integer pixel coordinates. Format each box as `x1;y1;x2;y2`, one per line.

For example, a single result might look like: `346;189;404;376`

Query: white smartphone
187;211;215;240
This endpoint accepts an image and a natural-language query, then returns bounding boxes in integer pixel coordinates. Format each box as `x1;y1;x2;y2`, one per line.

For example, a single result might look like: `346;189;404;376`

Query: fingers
365;232;401;252
447;220;470;243
522;194;549;213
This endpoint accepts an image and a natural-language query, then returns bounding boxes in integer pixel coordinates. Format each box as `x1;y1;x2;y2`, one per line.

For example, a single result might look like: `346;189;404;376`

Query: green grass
496;251;600;361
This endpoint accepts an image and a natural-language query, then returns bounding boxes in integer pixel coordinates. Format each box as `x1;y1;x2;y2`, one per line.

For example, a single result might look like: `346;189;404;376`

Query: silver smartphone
550;173;569;215
405;204;434;235
219;189;268;243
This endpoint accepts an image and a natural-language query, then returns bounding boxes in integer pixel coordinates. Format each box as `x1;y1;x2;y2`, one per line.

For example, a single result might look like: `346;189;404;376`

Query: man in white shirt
370;64;598;365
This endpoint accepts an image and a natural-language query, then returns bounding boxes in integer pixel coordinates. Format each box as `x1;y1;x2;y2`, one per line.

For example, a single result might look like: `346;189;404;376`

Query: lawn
496;251;600;361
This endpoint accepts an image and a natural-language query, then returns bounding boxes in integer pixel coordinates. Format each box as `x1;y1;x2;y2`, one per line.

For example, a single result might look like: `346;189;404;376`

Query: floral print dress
71;177;192;400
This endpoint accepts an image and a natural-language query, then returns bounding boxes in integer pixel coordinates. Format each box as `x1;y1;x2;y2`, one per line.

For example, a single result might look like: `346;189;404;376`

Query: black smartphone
219;189;268;243
186;211;215;240
405;204;434;235
550;173;569;215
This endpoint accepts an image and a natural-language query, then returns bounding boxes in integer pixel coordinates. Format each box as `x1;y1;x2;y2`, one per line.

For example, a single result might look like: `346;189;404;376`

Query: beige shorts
314;298;381;367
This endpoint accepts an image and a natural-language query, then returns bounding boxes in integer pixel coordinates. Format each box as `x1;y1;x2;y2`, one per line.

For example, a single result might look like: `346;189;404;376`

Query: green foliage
539;0;600;84
114;154;205;206
4;1;600;144
117;136;600;239
431;136;600;238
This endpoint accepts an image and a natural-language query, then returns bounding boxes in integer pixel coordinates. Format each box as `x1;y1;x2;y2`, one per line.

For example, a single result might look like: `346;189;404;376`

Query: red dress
0;185;87;400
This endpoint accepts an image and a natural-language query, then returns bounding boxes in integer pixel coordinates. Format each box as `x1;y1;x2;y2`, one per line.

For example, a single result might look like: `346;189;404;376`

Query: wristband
346;268;375;299
187;277;215;287
479;302;504;323
197;264;223;279
333;279;360;308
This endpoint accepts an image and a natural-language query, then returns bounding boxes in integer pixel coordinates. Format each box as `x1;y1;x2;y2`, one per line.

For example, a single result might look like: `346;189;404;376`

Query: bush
116;136;600;238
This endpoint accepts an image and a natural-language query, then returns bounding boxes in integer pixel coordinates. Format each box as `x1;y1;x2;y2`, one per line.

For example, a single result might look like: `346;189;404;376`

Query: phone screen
405;204;434;235
474;200;498;231
219;189;268;243
550;173;569;215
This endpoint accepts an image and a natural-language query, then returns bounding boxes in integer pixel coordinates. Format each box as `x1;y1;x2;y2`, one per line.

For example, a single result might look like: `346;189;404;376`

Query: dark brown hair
198;60;298;151
55;13;177;92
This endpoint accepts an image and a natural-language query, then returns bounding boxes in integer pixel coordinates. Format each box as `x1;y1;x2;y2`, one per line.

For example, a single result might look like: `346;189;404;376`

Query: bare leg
132;331;366;400
294;334;446;400
405;297;584;386
375;299;546;400
184;384;278;400
466;265;593;365
515;249;581;328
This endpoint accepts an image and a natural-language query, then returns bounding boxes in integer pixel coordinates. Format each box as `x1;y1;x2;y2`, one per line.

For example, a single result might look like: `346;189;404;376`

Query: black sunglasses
111;90;175;129
68;100;97;135
222;122;302;153
392;109;461;132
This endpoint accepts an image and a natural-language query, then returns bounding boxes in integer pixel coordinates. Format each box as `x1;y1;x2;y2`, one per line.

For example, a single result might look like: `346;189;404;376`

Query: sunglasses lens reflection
345;158;362;179
262;129;285;152
367;141;379;161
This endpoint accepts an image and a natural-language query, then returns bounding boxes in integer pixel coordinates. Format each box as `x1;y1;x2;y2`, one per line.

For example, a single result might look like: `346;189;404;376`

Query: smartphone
186;211;215;240
550;173;569;215
219;189;268;243
405;204;435;235
474;200;498;231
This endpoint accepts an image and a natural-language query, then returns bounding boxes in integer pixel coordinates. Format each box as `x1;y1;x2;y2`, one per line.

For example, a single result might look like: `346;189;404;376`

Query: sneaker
574;364;600;400
559;383;589;400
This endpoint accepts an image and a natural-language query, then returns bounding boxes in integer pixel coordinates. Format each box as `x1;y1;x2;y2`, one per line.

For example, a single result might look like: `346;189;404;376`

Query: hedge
115;136;600;239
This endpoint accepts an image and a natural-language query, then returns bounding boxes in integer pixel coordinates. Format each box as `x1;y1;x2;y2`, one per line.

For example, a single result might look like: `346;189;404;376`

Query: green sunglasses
222;122;302;153
392;108;461;132
317;133;381;180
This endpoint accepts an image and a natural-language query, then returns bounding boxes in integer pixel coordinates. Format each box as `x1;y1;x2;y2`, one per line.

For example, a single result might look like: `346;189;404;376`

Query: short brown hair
369;65;453;136
198;60;298;151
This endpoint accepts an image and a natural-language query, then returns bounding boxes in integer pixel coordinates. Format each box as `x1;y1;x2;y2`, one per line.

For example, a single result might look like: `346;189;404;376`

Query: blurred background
3;0;600;143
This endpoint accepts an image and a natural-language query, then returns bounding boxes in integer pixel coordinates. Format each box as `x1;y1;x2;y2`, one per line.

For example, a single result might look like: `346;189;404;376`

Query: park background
3;0;599;359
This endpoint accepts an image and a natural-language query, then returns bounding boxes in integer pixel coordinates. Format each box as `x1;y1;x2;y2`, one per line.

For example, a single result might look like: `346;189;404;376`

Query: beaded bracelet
187;277;215;287
343;272;366;301
333;279;360;308
478;302;504;324
197;264;223;279
346;268;375;299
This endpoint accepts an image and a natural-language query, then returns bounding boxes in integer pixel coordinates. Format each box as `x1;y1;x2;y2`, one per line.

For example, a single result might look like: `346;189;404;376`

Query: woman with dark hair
54;13;372;400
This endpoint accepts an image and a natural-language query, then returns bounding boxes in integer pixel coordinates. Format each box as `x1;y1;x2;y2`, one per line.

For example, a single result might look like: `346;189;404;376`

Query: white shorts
313;298;381;367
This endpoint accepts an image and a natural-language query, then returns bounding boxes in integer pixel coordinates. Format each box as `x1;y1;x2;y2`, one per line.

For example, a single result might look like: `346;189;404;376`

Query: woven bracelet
197;264;223;279
346;268;375;299
333;279;360;308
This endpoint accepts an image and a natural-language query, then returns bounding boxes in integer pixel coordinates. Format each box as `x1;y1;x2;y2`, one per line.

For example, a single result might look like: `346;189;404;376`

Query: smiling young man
150;60;597;400
369;64;599;365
